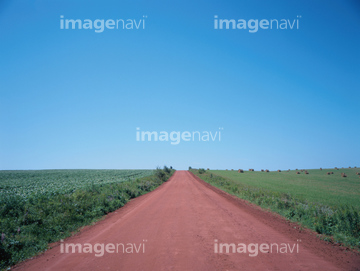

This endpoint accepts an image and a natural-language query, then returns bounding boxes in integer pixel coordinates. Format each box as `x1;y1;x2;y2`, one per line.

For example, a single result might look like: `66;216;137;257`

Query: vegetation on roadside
209;169;360;209
0;167;174;269
190;168;360;251
0;169;154;199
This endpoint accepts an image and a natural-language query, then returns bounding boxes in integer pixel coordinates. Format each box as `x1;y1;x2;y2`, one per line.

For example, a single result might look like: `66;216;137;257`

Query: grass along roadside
190;168;360;251
208;168;360;209
0;167;175;270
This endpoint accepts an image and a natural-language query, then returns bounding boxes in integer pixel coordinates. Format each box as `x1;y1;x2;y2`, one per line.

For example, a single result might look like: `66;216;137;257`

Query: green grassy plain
210;168;360;209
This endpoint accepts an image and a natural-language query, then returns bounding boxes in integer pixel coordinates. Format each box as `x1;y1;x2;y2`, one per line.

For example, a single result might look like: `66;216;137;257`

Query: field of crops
0;168;174;269
191;168;360;250
0;169;154;199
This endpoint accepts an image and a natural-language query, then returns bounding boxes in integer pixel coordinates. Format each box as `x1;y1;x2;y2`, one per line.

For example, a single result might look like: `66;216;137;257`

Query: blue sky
0;0;359;170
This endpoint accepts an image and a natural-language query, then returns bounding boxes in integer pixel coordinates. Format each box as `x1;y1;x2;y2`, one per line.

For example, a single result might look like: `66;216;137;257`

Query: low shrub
198;168;206;174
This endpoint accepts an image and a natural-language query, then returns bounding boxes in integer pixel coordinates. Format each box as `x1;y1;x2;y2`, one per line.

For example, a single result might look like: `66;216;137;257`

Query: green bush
163;166;171;174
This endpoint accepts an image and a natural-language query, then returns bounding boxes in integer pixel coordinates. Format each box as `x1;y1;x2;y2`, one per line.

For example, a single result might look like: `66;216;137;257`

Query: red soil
14;171;360;270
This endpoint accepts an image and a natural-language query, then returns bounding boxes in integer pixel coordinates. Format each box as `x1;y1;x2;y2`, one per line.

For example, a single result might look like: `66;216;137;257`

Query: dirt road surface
14;171;360;271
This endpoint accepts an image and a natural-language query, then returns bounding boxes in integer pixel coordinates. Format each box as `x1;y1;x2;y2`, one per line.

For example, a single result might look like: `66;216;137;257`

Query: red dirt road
15;171;360;271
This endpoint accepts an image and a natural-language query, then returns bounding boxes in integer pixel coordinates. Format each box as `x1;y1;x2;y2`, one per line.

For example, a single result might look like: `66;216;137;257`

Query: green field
208;168;360;209
191;168;360;250
0;169;154;199
0;168;174;269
